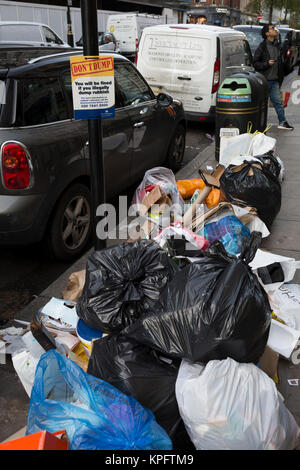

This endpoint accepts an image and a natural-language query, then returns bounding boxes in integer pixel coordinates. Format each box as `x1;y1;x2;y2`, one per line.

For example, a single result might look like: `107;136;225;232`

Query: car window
61;72;73;117
243;40;253;66
43;26;63;45
114;63;153;107
22;77;68;126
244;30;262;49
0;24;43;42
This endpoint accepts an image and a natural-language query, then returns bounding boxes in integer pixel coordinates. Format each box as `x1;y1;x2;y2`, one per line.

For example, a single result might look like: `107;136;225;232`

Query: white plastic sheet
175;358;300;450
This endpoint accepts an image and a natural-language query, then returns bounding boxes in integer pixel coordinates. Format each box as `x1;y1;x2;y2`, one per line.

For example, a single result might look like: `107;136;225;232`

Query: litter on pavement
2;128;300;451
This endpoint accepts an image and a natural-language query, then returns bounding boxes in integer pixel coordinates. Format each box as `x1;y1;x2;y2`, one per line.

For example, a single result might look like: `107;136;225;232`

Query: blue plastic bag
26;350;172;450
204;215;251;255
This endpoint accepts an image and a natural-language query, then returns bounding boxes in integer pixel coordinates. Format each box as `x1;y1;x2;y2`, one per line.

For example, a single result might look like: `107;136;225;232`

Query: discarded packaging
76;240;179;332
27;350;172;450
175;358;300;450
124;233;272;364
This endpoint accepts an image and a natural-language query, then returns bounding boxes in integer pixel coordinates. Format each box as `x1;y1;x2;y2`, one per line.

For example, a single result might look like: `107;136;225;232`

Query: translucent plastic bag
27;350;172;450
175;358;300;450
132;167;184;219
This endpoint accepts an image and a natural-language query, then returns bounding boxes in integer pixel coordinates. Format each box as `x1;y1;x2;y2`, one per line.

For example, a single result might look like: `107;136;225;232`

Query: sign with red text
70;55;115;120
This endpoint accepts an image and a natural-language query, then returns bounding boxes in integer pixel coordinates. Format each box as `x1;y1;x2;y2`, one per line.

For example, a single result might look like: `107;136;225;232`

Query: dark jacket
253;39;286;86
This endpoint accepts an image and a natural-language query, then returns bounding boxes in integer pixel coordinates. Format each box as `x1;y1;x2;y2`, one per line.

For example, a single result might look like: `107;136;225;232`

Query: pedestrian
196;15;207;25
253;24;294;130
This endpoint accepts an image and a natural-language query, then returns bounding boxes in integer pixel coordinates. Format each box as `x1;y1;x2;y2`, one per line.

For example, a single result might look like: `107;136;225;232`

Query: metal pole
80;0;106;251
67;0;74;47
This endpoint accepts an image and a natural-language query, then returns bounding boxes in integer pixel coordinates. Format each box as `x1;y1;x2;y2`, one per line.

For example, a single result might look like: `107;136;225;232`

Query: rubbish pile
3;130;300;450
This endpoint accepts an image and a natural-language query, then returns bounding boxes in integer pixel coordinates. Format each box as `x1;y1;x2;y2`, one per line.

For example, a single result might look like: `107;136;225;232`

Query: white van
106;13;166;60
136;24;253;121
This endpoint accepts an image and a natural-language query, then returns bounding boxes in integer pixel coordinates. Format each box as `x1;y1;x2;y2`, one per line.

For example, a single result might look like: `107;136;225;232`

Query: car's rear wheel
165;123;186;172
46;183;92;261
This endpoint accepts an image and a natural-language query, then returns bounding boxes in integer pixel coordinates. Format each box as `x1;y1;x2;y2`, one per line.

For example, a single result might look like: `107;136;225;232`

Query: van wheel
165;123;186;172
46;183;92;261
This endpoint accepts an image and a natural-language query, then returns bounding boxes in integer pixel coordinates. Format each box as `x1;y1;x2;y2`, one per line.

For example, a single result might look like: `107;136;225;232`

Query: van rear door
220;35;247;83
107;15;137;55
137;27;216;115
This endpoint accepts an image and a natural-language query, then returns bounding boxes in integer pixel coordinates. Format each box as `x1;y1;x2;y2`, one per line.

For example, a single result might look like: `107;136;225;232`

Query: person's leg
268;80;286;124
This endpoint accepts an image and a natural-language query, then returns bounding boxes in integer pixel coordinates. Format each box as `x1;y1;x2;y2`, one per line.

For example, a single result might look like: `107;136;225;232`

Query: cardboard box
0;430;68;450
258;346;279;381
199;164;225;189
139;185;165;216
62;270;86;302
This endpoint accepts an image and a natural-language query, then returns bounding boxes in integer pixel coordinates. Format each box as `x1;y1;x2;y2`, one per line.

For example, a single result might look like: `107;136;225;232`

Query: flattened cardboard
259;345;279;381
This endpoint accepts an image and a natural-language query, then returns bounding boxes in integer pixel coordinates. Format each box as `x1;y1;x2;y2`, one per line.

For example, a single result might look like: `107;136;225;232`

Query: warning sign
70;56;115;120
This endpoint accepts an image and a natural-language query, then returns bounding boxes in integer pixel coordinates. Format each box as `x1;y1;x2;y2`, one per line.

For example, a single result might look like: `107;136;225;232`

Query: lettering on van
148;37;203;51
145;36;207;67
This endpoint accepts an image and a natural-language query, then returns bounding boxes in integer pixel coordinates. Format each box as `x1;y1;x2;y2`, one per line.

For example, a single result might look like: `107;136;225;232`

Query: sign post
77;0;109;251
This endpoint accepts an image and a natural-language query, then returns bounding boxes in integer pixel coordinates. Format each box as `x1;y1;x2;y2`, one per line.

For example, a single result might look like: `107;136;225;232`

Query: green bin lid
218;77;251;95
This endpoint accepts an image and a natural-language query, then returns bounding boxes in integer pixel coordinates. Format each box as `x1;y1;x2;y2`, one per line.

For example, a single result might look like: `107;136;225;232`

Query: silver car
0;21;70;48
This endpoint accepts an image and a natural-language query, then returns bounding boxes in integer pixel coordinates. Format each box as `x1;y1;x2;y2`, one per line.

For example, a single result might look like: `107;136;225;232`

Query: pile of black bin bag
76;231;272;450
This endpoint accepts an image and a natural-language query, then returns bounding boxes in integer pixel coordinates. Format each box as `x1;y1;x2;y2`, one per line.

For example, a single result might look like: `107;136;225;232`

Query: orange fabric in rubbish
176;179;205;199
205;188;221;208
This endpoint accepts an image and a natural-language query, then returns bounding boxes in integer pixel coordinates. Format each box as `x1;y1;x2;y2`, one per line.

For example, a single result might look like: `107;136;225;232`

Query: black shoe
278;121;294;130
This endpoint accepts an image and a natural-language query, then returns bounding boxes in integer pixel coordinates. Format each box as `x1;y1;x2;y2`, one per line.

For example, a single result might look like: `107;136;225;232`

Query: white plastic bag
250;249;300;294
175;358;300;450
268;284;300;331
12;349;41;397
219;132;276;167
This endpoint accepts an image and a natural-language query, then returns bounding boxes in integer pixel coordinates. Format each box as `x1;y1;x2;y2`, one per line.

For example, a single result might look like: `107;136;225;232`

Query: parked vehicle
76;31;121;53
0;21;70;48
106;13;167;61
233;24;300;67
136;24;253;121
0;49;186;260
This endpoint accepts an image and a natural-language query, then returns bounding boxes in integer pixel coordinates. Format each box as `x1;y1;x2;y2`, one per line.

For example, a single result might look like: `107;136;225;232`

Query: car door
61;67;133;200
114;61;168;182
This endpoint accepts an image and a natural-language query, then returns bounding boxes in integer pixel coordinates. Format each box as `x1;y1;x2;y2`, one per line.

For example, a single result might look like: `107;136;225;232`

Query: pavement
1;100;300;445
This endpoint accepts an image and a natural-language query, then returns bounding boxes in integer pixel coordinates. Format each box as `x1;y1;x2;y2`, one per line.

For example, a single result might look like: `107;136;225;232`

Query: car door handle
177;76;191;80
133;122;145;128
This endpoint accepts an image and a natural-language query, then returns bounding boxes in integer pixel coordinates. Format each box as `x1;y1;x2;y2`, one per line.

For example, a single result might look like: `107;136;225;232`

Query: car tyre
46;183;92;261
165;123;186;172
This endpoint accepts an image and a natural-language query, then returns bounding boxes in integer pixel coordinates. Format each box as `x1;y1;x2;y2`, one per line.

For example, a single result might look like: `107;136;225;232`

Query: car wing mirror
156;92;173;108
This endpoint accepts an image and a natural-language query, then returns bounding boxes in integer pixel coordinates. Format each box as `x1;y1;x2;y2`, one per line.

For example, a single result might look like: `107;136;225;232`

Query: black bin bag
124;232;272;365
87;332;194;449
76;240;179;332
219;160;281;230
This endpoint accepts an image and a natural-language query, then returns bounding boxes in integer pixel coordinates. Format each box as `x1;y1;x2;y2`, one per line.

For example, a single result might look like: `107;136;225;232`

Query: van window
223;39;245;66
115;63;153;106
43;26;63;45
22;77;68;126
0;24;42;42
141;34;211;72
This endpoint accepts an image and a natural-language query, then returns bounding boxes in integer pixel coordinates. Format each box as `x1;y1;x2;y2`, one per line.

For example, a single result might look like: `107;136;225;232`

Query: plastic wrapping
27;350;172;450
203;215;251;255
124;232;272;364
132;167;184;217
154;224;209;256
175;358;300;450
87;333;182;439
76;240;179;332
220;161;281;229
176;179;205;199
256;152;284;183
